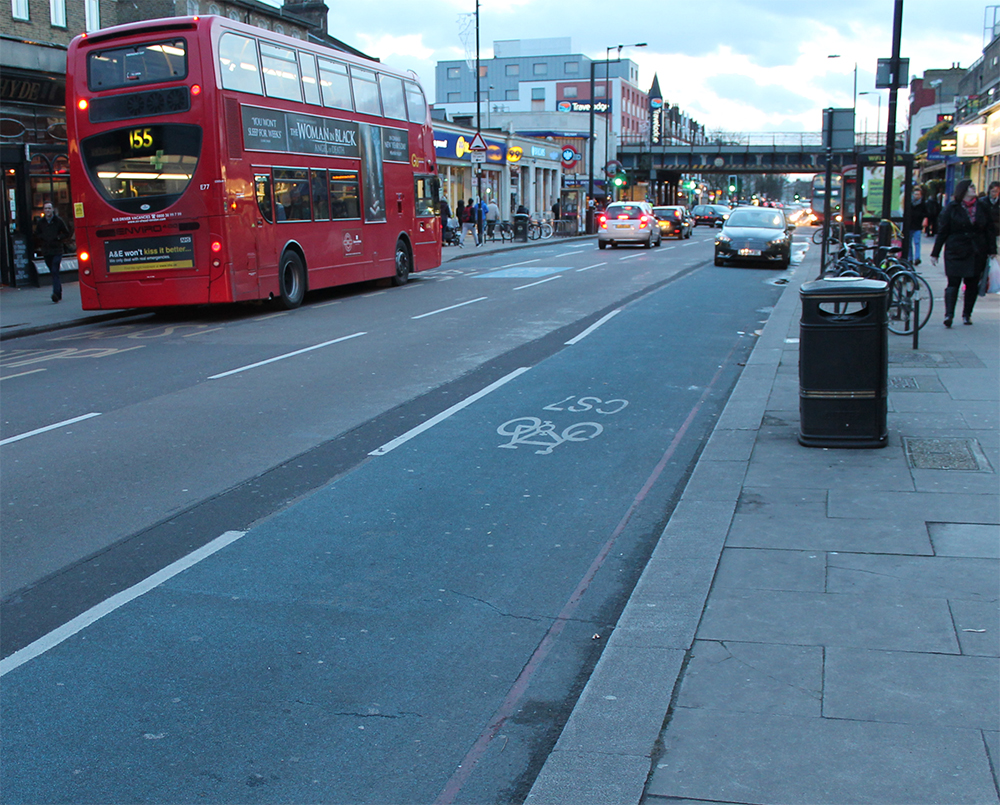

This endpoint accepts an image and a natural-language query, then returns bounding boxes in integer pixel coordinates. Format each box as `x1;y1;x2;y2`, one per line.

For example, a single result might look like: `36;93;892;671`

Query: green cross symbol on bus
149;149;165;171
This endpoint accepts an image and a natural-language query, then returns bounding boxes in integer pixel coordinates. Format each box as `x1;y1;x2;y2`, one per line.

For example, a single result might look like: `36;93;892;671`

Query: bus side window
318;58;352;111
219;33;263;95
311;169;330;220
300;52;321;106
414;176;435;218
260;42;302;102
255;173;273;223
274;168;310;220
329;171;360;220
378;75;407;121
404;81;428;124
350;66;381;116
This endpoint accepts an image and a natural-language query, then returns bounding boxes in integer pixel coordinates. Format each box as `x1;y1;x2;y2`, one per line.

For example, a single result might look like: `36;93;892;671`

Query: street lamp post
586;42;645;227
858;91;882;146
827;54;858;111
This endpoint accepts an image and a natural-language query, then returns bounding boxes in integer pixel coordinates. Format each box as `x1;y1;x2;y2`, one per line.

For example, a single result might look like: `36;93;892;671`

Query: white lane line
0;368;47;381
500;259;541;268
618;253;646;260
0;412;102;447
565;309;622;346
411;297;488;320
0;530;247;677
562;242;593;249
370;367;530;456
576;262;607;272
513;276;562;291
209;332;366;379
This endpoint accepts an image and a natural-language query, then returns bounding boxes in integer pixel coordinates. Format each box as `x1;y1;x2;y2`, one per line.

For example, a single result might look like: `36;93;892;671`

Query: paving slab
826;553;1000;601
698;427;757;462
827;489;1000;523
698;588;960;653
950;599;1000;657
675;640;822;717
646;709;999;805
929;522;1000;558
727;511;935;555
710;548;826;593
823;647;1000;729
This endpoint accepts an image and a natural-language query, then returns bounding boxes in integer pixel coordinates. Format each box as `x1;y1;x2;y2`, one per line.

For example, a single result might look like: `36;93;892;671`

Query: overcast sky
308;0;988;135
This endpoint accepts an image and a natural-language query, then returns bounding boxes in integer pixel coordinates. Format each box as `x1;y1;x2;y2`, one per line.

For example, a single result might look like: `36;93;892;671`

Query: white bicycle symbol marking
497;417;604;455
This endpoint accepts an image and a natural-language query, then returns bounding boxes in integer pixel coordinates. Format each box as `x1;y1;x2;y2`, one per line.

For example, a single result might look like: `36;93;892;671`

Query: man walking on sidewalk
33;202;71;303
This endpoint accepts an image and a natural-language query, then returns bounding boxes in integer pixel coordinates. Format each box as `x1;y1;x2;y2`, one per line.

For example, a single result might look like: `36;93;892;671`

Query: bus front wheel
277;251;306;309
391;239;411;286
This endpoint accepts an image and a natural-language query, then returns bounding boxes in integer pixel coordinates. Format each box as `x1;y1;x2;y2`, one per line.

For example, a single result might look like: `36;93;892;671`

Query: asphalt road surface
1;229;804;803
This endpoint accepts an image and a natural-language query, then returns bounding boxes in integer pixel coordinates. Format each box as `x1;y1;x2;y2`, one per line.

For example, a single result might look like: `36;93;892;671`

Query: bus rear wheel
277;251;306;309
391;239;411;286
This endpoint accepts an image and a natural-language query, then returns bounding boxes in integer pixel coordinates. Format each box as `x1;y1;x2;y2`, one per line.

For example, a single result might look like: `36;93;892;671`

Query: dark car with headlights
652;206;693;239
714;207;793;267
691;204;731;227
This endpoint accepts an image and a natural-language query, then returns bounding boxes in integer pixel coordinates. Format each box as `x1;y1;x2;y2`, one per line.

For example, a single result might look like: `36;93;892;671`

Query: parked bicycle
527;219;554;240
826;234;933;335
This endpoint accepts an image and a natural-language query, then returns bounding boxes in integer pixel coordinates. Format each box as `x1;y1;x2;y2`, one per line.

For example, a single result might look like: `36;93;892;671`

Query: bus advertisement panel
66;16;441;310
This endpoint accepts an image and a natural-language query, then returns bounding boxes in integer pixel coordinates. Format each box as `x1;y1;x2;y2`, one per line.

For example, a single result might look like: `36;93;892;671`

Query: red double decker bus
66;16;441;310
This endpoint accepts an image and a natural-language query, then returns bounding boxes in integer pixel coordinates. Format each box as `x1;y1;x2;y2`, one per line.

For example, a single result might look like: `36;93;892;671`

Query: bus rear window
81;124;201;214
88;40;188;90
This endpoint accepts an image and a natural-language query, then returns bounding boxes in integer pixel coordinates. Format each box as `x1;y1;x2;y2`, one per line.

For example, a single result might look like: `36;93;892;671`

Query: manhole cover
889;376;919;390
904;438;992;471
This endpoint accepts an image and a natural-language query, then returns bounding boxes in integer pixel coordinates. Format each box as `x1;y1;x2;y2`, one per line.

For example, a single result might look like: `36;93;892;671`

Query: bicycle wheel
812;228;824;245
528;224;540;241
887;272;932;335
540;222;553;239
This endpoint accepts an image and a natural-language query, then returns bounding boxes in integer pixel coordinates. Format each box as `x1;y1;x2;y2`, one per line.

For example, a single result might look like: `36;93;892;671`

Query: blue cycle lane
1;260;784;805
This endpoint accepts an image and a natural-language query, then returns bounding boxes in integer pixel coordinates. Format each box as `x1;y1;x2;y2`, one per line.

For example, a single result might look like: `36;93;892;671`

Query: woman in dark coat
930;179;996;326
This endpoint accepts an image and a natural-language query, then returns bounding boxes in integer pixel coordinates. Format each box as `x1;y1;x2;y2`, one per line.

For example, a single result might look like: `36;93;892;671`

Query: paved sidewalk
0;234;581;341
526;246;1000;804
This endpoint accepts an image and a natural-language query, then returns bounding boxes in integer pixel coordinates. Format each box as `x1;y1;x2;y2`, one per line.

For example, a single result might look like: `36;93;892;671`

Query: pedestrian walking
907;185;928;264
33;201;71;303
552;199;560;220
930;179;996;327
486;198;500;240
984;181;1000;252
459;197;479;247
924;188;940;237
439;197;452;245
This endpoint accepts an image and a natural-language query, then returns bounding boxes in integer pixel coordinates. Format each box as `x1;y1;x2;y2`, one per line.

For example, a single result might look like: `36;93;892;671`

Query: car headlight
769;236;787;246
717;234;731;244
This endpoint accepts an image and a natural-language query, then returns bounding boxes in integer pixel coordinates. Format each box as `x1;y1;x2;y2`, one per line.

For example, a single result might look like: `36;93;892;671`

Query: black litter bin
799;277;888;448
513;213;529;242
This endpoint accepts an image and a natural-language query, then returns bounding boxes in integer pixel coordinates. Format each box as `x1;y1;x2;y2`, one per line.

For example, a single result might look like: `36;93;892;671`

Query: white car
598;202;662;249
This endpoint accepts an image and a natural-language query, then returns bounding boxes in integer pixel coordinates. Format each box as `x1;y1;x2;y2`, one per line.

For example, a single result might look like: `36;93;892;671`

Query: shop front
1;43;73;287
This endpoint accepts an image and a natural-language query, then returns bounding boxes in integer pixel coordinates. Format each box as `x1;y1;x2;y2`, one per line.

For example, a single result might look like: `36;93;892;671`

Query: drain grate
889;376;919;390
888;375;946;392
904;438;993;471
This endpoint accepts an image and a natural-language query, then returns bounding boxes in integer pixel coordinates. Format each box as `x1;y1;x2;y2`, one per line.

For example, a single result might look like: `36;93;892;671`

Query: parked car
691;204;731;228
598;202;662;249
714;206;793;267
652;206;693;239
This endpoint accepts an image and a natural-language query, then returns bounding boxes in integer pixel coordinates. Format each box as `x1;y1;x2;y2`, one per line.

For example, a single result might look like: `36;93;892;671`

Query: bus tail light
211;239;222;267
78;99;89;111
191;84;202;96
79;251;91;275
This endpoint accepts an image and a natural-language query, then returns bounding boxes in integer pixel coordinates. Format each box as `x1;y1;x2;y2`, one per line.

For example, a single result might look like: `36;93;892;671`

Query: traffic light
613;170;628;189
728;174;737;193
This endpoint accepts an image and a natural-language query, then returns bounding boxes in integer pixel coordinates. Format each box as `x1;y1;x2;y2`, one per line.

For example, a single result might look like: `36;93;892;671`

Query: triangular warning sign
469;132;488;151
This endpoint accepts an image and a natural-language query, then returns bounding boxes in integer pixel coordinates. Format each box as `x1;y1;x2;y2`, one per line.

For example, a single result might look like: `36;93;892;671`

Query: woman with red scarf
930;179;996;327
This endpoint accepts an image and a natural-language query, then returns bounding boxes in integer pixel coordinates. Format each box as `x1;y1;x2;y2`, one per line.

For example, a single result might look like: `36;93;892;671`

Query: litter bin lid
801;277;888;298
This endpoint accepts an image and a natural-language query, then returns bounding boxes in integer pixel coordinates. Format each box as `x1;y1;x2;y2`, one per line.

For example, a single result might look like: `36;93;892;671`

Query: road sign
470;151;486;163
469;132;488;151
